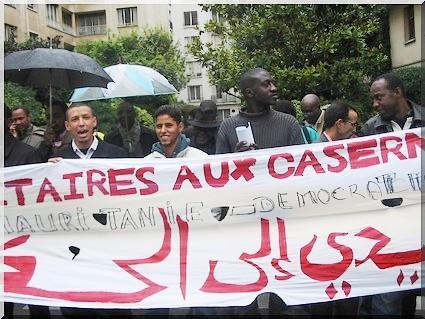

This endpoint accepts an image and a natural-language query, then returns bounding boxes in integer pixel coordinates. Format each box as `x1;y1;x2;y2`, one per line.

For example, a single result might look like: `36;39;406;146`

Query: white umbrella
70;64;177;102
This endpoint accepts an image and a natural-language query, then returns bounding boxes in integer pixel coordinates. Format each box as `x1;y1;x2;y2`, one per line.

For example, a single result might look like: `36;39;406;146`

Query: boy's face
155;114;183;148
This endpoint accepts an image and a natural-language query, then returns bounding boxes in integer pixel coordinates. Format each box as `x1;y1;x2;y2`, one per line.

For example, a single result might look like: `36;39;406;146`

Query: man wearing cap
185;100;221;155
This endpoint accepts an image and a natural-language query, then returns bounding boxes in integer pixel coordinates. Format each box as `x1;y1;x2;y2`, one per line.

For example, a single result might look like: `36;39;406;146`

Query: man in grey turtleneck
214;68;304;317
215;68;304;154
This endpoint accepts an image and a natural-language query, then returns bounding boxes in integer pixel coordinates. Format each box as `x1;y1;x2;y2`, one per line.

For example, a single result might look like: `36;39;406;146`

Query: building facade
4;3;241;118
169;4;240;120
4;4;169;50
389;4;423;69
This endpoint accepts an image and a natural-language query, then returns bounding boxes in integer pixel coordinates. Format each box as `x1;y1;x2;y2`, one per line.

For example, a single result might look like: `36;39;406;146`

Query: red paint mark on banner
177;215;188;300
5;208;175;303
355;227;425;269
342;281;351;296
271;218;294;281
325;283;337;299
410;271;418;284
300;233;353;281
200;218;270;293
396;270;404;286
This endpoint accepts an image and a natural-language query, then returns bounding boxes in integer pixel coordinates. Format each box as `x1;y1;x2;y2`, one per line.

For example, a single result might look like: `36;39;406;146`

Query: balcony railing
77;24;106;36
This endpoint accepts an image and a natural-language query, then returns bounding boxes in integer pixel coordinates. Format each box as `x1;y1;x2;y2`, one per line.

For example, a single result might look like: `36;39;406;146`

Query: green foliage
89;98;155;136
76;28;187;91
5;35;62;55
5;82;46;126
190;4;391;121
394;66;424;105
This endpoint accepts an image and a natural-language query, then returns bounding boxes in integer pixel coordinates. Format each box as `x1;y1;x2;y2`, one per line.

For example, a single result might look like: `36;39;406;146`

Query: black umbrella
5;48;113;123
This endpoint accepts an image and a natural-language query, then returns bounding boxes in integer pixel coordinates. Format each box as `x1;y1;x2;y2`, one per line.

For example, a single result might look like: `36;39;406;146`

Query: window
186;61;202;77
117;7;137;27
62;9;73;34
217;109;231;121
29;32;38;40
404;5;415;42
188;85;202;101
5;24;17;42
77;12;106;35
216;87;223;99
211;10;222;23
46;4;59;28
184;11;198;26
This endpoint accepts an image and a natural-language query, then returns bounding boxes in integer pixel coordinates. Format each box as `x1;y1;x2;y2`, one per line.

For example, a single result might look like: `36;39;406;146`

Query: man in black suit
48;102;130;318
49;102;126;162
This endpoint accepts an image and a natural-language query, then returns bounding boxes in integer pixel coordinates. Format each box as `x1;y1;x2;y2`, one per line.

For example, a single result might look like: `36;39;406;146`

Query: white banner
2;129;423;308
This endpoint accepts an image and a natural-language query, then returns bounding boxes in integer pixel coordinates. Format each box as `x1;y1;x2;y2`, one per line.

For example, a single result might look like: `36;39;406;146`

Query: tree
75;28;186;134
190;4;391;120
76;28;186;91
394;66;424;105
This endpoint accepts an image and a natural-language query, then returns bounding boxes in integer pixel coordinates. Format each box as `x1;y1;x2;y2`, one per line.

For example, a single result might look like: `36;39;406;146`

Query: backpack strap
301;125;312;144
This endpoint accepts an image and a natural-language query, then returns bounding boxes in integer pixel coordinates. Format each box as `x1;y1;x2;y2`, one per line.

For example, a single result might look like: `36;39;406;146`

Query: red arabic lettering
300;232;353;281
200;218;270;293
355;227;425;269
271;218;294;280
4;208;173;303
177;215;188;300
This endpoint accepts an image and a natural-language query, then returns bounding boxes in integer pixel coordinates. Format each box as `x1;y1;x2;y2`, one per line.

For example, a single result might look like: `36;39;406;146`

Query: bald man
301;94;327;134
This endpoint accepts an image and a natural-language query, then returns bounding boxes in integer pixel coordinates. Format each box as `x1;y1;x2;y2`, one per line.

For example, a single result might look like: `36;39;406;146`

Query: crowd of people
4;68;422;318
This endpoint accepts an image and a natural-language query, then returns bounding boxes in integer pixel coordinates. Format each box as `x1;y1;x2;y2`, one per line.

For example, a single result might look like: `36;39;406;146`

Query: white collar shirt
71;137;99;159
390;117;413;132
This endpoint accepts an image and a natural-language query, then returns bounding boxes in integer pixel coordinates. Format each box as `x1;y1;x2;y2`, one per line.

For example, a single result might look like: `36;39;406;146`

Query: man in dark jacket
41;99;73;159
4;106;47;319
361;73;423;135
49;103;126;161
47;102;129;318
185;99;221;155
105;102;157;157
5;105;42;167
359;72;422;318
10;106;45;150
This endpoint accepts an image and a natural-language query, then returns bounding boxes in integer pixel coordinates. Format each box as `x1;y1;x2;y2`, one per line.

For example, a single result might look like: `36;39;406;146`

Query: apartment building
389;4;423;69
4;4;169;50
4;3;241;117
169;4;241;120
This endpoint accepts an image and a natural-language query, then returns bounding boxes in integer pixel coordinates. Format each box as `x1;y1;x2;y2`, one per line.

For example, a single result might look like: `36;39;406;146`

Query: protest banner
2;128;423;308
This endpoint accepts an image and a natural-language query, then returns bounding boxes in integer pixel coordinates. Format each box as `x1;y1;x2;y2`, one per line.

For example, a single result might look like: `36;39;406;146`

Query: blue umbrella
70;64;177;102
